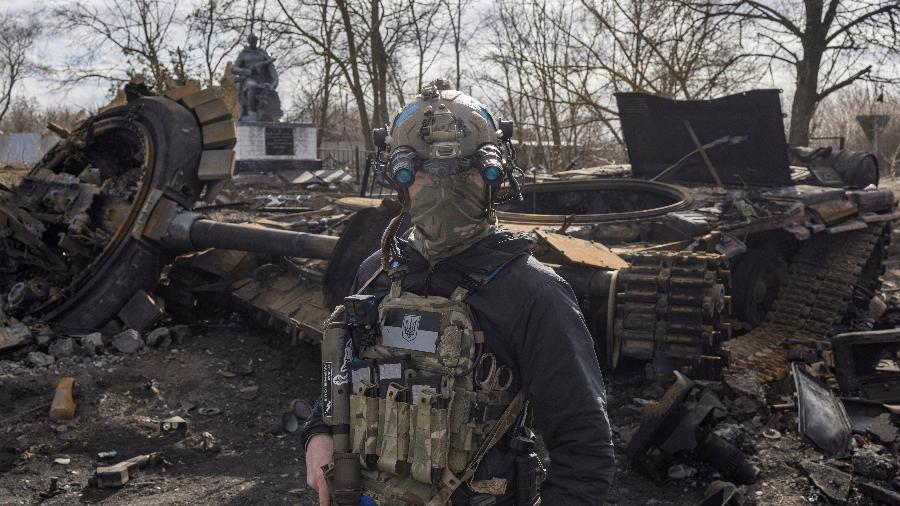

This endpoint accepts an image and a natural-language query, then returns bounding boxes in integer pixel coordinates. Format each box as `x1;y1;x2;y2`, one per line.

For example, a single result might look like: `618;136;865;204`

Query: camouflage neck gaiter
407;173;496;265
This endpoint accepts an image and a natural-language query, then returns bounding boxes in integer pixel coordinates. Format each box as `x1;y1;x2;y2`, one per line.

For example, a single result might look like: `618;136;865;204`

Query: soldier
231;33;281;121
303;80;615;505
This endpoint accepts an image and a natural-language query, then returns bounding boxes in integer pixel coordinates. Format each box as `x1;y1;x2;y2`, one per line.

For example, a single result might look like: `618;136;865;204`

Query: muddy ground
0;172;898;505
3;311;892;505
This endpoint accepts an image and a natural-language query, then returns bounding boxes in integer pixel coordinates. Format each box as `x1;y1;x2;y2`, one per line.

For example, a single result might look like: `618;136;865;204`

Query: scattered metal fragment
831;328;900;403
197;407;222;416
90;453;158;489
699;480;740;506
659;390;723;454
857;480;900;506
801;460;852;504
39;476;62;499
842;398;891;434
694;433;758;485
627;372;757;484
160;416;188;434
532;230;629;269
626;371;694;461
866;413;898;444
793;363;852;458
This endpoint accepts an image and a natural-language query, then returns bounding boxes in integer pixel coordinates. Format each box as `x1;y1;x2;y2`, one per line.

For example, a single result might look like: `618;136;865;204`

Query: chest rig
322;265;525;506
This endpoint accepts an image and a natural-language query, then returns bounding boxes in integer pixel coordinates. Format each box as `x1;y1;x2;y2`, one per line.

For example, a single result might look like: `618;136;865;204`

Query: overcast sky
6;0;893;123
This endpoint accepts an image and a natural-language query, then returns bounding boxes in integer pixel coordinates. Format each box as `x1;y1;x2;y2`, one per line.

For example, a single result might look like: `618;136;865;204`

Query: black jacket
302;230;615;505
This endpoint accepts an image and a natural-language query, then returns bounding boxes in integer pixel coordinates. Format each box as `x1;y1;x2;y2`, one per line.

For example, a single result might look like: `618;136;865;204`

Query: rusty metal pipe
187;219;338;260
553;265;615;299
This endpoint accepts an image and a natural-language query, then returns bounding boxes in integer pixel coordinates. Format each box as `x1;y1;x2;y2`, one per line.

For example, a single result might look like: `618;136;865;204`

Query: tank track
723;224;890;381
613;251;731;374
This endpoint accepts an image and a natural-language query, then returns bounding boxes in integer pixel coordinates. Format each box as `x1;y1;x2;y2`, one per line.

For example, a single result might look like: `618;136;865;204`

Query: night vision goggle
386;144;505;188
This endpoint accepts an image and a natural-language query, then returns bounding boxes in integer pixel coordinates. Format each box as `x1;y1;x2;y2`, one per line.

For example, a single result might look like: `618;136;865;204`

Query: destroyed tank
0;88;342;337
4;88;893;392
494;90;896;383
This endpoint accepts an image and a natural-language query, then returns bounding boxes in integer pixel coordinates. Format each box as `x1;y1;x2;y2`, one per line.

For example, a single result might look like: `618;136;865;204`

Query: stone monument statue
232;34;283;122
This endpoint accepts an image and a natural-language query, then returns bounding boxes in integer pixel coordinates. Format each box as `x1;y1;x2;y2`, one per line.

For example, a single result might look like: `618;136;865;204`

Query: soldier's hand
305;434;333;506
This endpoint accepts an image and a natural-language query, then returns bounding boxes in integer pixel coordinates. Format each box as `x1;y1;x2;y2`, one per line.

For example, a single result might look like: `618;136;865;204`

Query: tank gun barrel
162;212;338;260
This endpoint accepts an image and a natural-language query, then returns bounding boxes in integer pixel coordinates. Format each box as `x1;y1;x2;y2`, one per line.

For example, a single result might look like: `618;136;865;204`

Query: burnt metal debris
493;90;897;385
1;87;899;503
0;88;336;336
793;362;852;458
831;328;900;403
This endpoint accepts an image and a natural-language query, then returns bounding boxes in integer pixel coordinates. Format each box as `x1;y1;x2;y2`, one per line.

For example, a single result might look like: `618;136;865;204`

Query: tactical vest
325;266;524;506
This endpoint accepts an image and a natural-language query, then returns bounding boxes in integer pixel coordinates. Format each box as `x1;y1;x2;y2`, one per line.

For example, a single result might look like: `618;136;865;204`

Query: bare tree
573;0;755;99
0;96;82;134
52;0;184;93
269;0;414;148
476;0;753;170
701;0;900;146
407;0;447;93
443;0;473;90
188;0;247;87
0;14;42;125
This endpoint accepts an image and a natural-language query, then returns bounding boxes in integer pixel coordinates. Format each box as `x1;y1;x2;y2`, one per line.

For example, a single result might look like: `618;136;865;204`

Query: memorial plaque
265;126;295;156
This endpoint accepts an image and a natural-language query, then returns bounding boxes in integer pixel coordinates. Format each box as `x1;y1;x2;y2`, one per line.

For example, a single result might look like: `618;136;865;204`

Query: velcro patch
382;309;441;353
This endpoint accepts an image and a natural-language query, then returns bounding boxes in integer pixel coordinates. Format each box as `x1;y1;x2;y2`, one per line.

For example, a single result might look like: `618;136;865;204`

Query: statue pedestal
234;121;320;172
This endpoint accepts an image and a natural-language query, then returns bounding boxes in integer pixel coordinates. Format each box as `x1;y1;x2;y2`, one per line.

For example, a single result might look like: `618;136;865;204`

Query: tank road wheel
731;249;787;327
33;88;235;332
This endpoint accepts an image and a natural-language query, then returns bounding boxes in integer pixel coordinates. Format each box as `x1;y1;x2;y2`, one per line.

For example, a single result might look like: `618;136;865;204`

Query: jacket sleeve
300;399;331;449
516;278;616;504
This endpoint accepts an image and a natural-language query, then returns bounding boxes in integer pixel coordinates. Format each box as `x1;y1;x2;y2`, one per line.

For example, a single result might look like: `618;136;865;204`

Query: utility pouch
377;382;410;475
448;389;477;472
350;384;379;461
410;390;449;484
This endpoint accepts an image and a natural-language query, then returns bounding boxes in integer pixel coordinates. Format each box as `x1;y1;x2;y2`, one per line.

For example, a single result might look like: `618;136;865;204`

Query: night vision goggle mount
371;118;523;205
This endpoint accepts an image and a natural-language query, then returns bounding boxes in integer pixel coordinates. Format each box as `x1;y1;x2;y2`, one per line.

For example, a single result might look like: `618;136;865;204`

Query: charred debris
1;88;899;503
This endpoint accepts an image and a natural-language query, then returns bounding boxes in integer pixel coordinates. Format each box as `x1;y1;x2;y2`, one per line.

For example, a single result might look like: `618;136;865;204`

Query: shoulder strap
426;391;526;506
449;255;523;302
355;265;384;296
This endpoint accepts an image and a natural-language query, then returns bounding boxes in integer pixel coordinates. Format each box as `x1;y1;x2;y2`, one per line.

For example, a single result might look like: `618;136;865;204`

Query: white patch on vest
379;362;403;380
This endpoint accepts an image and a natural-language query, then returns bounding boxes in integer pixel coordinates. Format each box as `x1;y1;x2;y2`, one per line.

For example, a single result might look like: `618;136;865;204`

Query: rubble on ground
2;87;899;505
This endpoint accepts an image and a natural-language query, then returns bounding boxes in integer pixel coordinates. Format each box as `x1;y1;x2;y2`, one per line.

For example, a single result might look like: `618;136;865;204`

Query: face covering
407;172;496;264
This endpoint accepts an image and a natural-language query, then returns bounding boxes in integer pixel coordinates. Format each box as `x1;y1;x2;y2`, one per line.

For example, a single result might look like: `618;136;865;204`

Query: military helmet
389;80;499;159
375;80;516;190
